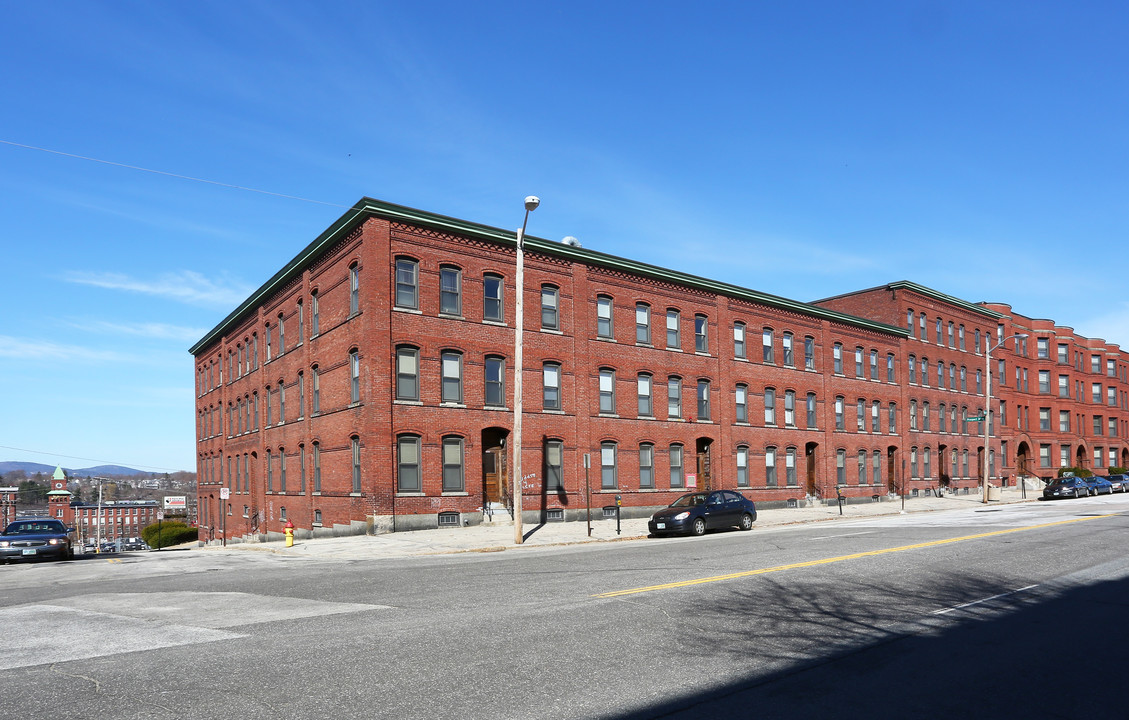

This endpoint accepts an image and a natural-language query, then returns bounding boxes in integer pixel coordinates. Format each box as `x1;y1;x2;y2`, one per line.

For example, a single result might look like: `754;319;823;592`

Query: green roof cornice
190;198;907;355
885;281;1003;320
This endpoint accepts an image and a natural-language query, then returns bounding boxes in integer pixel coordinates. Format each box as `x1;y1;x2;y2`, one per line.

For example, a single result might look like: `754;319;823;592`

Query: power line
0;139;350;209
0;444;186;474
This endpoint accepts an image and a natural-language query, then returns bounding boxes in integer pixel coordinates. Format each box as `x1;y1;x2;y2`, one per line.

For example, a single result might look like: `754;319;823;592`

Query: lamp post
983;333;1027;503
513;195;540;545
93;476;107;552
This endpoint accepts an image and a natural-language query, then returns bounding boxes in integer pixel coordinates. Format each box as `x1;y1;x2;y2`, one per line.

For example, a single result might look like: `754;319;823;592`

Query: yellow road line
593;513;1116;598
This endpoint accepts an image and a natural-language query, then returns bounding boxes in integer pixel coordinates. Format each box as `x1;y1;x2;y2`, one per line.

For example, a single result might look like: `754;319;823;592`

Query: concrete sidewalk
193;486;1041;560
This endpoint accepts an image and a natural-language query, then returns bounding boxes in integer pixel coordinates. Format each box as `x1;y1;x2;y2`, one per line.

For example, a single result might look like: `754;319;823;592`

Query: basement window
438;511;460;527
546;508;564;522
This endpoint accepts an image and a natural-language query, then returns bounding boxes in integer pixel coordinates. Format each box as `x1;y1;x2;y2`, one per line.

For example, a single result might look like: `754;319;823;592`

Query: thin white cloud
62;270;252;308
0;335;126;362
75;320;207;342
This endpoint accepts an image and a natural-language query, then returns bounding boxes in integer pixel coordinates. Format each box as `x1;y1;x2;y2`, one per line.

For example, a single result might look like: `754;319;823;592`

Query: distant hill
0;461;158;477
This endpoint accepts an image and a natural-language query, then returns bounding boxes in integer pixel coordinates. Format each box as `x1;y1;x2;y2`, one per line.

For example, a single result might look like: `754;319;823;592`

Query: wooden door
484;447;505;504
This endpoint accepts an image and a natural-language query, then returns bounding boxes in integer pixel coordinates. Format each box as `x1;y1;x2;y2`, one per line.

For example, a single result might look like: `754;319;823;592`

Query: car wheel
690;518;707;536
739;513;754;531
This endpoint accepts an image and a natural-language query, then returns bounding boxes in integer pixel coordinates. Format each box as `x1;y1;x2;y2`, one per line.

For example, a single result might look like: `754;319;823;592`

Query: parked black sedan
1042;477;1090;499
648;490;757;537
0;518;75;562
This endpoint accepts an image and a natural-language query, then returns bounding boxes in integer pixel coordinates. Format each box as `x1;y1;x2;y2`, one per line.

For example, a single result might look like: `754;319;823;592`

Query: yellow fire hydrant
284;519;295;548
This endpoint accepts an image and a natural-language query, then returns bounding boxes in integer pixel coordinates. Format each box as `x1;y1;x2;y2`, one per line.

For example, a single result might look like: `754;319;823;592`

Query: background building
191;199;1129;541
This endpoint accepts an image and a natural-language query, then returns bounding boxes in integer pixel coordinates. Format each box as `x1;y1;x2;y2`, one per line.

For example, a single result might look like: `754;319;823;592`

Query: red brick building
190;199;1128;542
64;500;161;546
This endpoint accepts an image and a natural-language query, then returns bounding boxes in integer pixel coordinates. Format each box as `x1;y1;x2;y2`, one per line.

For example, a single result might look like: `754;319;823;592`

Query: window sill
396;492;425;497
484;405;511;411
440;402;466;409
442;492;469;497
394;399;424;406
393;307;422;315
483;320;508;327
595;336;615;343
541;328;564;335
438;313;464;320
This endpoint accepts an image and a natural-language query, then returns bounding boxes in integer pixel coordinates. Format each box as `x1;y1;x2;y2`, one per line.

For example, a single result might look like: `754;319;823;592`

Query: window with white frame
441;351;462;404
596;295;613;338
396;347;419;401
639;443;654;489
637;373;653;417
543;363;561;411
736;446;749;487
397;435;420;492
601;442;618;489
599;369;616;414
697;379;711;421
668;376;682;419
670;444;684;488
442;436;464;492
395;258;418;310
635;303;651;344
485;356;505;407
541;286;560;330
484;274;504;322
439;266;462;316
666;309;680;349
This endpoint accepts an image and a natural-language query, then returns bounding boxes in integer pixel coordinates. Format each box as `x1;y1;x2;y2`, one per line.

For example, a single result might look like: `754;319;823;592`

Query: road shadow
604;572;1129;719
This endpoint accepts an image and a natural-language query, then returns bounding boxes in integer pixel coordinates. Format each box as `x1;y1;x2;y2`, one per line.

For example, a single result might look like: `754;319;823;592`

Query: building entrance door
695;438;713;491
483;446;506;505
805;443;819;495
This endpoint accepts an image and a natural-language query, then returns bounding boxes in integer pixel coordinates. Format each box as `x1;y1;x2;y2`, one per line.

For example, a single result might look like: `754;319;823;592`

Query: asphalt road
2;494;1128;719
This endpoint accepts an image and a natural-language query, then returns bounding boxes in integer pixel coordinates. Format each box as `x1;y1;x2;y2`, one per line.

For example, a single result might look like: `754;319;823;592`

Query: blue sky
2;1;1127;474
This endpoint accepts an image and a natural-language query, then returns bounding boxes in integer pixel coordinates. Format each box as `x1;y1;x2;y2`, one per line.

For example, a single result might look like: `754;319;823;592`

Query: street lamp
982;333;1027;503
93;476;108;551
513;195;539;545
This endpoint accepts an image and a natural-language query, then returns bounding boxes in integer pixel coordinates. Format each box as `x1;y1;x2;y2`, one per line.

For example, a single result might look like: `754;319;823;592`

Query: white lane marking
932;584;1039;615
808;531;877;540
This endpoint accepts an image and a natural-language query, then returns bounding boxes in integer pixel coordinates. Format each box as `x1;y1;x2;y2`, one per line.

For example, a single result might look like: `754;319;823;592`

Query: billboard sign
163;496;187;510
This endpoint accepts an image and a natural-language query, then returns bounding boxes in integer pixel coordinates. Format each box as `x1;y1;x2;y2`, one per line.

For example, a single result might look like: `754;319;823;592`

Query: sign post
219;488;229;547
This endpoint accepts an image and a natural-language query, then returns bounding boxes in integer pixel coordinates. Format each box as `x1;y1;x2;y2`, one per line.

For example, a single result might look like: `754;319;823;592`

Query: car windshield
669;493;708;508
3;521;66;535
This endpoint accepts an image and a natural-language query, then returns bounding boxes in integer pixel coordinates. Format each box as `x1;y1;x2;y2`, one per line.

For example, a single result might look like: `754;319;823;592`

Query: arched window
442;436;464;492
394;258;417;310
